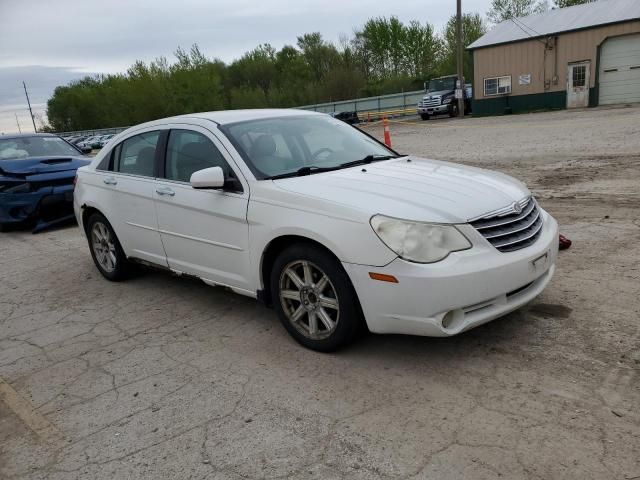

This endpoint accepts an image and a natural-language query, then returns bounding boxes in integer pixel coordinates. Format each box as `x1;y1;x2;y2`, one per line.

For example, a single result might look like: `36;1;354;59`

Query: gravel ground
1;106;639;479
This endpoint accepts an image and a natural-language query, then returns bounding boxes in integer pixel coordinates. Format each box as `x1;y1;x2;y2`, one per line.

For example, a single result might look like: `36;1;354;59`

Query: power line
512;16;544;37
509;18;548;45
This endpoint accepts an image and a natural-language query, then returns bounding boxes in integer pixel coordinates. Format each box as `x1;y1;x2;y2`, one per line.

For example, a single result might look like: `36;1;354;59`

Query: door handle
156;187;175;197
103;177;117;186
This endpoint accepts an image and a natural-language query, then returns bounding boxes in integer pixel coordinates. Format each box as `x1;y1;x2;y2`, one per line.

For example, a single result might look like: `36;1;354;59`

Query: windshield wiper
268;165;336;180
336;154;400;169
267;154;402;180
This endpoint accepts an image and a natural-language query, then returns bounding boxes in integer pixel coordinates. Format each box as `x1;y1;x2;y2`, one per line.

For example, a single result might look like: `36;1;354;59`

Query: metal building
468;0;640;115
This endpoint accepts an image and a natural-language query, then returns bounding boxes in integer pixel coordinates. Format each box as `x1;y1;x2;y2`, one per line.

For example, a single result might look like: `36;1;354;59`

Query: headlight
370;215;471;263
442;97;452;104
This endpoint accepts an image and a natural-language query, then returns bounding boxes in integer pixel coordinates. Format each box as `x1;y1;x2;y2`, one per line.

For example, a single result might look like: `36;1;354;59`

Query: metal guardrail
299;90;424;118
58;126;129;137
57;90;427;137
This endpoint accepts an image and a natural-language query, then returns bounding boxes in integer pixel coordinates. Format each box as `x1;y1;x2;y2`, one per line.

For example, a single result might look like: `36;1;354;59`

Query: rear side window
115;131;160;177
164;129;231;182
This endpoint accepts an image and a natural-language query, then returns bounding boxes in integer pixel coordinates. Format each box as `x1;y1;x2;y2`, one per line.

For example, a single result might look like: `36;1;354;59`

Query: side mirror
190;166;225;189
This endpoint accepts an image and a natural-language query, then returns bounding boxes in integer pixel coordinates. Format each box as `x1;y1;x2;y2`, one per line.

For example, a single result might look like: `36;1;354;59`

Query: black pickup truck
417;75;472;120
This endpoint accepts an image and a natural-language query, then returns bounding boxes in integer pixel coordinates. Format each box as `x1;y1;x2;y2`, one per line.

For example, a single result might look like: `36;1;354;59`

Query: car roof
129;109;323;131
182;108;322;125
0;133;58;140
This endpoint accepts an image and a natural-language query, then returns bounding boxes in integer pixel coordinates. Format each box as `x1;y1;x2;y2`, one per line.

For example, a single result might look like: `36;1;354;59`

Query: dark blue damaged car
0;133;91;233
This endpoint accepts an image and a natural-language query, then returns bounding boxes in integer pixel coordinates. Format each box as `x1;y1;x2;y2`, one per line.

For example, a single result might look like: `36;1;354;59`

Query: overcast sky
0;0;492;133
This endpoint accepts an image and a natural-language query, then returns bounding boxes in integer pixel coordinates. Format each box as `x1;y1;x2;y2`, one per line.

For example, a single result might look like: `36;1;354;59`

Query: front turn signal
368;272;399;283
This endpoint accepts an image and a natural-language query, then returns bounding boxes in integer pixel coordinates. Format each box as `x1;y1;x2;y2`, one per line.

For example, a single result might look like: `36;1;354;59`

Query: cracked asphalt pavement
1;106;639;479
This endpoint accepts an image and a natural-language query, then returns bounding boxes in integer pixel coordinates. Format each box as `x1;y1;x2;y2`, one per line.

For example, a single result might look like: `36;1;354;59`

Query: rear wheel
271;244;361;352
86;213;130;281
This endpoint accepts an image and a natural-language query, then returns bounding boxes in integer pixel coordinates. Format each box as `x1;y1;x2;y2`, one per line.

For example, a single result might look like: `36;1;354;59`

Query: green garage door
599;34;640;105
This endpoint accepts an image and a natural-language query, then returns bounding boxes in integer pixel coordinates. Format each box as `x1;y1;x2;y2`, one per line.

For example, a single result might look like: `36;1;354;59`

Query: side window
115;131;160;177
164;129;232;183
97;144;120;171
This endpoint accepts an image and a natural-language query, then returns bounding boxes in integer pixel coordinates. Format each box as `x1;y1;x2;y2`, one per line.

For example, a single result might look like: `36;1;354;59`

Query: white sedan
74;109;558;351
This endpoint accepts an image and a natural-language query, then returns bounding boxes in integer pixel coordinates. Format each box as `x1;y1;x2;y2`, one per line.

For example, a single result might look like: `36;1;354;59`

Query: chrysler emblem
512;202;522;214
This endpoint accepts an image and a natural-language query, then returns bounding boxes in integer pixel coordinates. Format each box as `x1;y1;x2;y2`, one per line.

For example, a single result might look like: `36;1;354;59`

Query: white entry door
567;62;590;108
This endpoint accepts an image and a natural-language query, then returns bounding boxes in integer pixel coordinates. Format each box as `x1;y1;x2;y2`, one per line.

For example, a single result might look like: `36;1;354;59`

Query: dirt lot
1;106;639;479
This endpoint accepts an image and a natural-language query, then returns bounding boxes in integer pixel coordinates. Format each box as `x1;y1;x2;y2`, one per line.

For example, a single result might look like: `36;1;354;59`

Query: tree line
45;14;484;131
45;0;595;131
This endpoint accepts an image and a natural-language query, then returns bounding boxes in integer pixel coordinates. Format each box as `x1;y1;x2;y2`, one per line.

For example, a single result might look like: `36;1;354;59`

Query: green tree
438;13;486;81
554;0;595;7
296;33;340;82
355;17;438;80
488;0;548;23
403;20;440;79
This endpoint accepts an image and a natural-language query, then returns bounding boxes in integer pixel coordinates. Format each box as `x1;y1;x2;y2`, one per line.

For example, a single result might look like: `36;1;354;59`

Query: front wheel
420;113;430;121
271;244;361;352
449;103;458;117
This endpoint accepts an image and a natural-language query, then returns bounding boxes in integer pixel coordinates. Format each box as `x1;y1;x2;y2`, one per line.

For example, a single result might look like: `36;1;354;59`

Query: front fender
247;193;397;291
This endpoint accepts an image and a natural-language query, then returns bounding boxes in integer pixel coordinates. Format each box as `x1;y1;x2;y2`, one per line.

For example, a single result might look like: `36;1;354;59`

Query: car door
153;125;252;292
97;129;167;266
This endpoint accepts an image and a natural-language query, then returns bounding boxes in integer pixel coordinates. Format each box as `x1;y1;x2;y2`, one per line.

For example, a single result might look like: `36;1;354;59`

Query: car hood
272;156;530;223
423;89;452;98
0;156;91;177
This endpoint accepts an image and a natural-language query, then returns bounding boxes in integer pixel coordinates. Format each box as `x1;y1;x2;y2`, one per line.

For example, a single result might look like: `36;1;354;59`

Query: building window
484;76;512;96
572;65;586;87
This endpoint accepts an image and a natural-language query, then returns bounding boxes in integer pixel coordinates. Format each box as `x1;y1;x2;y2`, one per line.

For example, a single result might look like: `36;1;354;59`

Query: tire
270;244;361;352
86;212;130;281
420;113;430;121
449;103;458;117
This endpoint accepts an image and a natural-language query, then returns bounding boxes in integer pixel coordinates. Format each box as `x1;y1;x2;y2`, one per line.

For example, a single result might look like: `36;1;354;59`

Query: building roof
468;0;640;50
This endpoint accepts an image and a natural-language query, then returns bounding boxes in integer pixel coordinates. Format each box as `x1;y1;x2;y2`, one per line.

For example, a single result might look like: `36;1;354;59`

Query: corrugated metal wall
473;20;640;100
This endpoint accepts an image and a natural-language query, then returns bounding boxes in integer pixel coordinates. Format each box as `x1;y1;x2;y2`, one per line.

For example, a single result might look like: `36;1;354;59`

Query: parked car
75;109;558;351
418;75;472;120
96;134;114;148
69;135;90;146
329;111;360;125
0;133;91;232
77;135;102;150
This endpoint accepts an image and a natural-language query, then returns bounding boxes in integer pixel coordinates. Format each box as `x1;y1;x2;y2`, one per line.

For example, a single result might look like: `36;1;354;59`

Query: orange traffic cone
383;117;392;148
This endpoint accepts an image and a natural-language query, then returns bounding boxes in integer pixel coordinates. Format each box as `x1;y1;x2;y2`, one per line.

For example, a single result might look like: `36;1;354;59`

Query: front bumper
418;104;450;115
343;210;559;337
0;185;75;231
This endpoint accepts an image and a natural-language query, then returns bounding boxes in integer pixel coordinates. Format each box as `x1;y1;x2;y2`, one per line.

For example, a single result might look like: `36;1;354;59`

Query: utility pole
15;113;22;133
456;0;465;118
22;81;37;133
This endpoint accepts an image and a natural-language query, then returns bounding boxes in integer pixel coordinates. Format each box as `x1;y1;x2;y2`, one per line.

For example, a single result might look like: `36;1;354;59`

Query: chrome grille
419;96;441;108
470;197;543;253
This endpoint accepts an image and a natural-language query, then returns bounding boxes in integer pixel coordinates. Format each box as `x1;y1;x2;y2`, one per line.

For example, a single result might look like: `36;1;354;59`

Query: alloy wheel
91;221;117;273
279;260;340;340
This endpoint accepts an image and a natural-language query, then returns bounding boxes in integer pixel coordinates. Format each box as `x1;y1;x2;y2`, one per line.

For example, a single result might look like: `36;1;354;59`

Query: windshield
428;77;456;92
220;115;394;179
0;136;80;160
